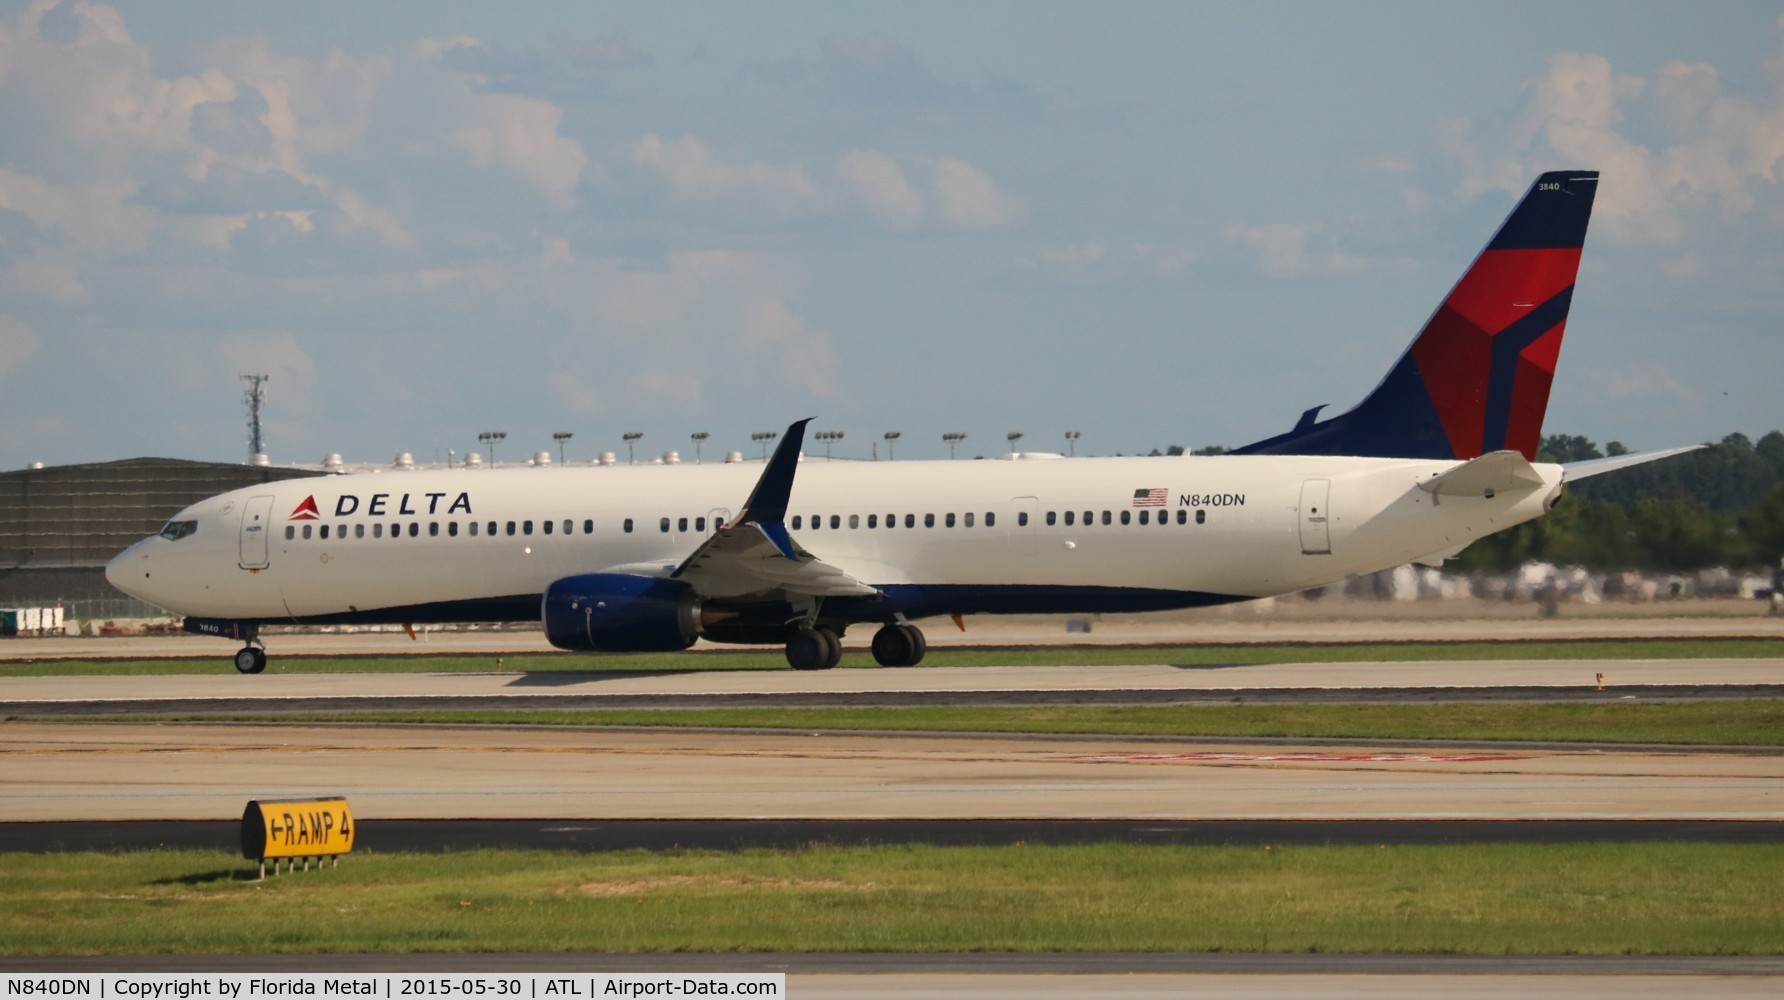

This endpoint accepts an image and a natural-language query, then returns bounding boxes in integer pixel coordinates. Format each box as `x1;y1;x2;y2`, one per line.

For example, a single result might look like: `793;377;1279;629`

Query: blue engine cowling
542;574;701;652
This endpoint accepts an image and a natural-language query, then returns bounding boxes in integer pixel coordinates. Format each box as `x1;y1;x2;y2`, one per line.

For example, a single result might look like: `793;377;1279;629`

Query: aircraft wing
670;418;880;601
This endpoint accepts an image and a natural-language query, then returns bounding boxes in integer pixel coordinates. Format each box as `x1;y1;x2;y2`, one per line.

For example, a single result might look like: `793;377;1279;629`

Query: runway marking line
1061;752;1533;763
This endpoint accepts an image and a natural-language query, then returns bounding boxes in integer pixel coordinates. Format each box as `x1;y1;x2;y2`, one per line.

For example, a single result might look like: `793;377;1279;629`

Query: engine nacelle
542;574;701;652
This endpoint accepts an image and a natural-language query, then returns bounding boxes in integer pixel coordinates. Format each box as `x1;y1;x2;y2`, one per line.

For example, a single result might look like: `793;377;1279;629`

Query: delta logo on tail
289;496;320;521
1234;171;1599;463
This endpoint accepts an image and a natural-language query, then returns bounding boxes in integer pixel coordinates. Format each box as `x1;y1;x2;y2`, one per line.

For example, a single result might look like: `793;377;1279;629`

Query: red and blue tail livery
1236;171;1599;461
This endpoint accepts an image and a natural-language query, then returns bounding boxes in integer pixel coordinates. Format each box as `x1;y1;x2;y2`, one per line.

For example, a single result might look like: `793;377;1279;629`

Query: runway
5;722;1780;822
6;658;1783;718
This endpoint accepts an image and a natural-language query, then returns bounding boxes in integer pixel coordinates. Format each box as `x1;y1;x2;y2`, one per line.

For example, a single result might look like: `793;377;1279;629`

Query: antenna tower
241;373;270;459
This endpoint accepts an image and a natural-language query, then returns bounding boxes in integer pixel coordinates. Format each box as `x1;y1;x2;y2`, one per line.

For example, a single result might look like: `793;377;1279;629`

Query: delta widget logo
289;496;320;521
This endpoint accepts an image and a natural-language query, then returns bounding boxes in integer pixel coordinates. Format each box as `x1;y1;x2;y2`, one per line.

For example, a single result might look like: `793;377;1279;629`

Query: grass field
166;699;1784;746
4;637;1780;676
2;843;1780;955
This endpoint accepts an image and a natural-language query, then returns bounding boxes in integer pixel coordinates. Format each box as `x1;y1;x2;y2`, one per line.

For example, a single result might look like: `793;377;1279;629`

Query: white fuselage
107;452;1563;628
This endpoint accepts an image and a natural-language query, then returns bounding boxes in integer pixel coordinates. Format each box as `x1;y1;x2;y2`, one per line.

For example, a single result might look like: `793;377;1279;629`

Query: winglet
737;418;812;560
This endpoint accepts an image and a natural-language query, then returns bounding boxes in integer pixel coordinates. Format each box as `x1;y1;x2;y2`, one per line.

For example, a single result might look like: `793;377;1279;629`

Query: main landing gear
870;622;926;668
783;621;927;670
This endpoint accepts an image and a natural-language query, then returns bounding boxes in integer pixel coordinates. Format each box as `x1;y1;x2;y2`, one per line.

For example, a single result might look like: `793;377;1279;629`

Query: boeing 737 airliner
107;170;1689;673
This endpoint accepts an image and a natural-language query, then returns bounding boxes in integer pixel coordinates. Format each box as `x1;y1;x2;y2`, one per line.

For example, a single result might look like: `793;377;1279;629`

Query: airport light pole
552;431;573;464
478;430;506;466
690;431;709;464
943;432;967;460
751;431;778;460
1064;430;1081;456
1006;431;1024;453
622;431;643;464
883;430;901;460
814;430;843;459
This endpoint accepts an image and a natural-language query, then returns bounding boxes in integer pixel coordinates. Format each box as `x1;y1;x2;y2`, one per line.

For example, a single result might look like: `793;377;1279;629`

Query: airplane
106;169;1694;674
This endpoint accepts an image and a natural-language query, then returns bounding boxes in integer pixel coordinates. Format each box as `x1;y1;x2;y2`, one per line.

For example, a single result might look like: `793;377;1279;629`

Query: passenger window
924;513;935;528
302;525;312;540
1176;510;1186;525
543;520;554;535
964;512;974;528
1018;512;1028;527
355;524;365;539
449;522;459;537
986;512;995;527
868;514;878;528
583;520;593;534
1101;511;1111;525
660;517;670;533
624;518;634;533
469;521;479;537
487;521;497;536
905;514;915;528
678;517;688;532
374;523;384;539
1196;509;1206;524
524;520;534;535
1045;511;1056;526
1065;511;1075;526
507;521;517;536
1084;511;1092;526
830;514;841;529
945;512;956;528
696;517;706;532
1120;510;1131;525
285;526;294;540
429;522;440;537
1139;510;1149;525
320;525;330;540
408;522;419;537
849;514;859;529
792;515;802;529
564;519;573;535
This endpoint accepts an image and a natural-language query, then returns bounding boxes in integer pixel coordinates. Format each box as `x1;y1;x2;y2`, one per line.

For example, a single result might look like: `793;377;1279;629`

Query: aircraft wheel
786;627;830;671
234;647;267;674
871;624;926;667
814;626;843;669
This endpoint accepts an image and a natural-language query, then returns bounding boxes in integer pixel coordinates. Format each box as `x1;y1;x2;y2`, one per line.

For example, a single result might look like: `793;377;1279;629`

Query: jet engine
542;573;702;652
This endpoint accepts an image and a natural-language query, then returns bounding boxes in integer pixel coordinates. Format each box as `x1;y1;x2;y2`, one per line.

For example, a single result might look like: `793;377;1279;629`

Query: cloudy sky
2;1;1780;468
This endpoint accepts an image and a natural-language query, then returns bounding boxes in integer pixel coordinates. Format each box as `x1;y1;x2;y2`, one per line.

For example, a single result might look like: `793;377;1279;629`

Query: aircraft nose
105;540;151;600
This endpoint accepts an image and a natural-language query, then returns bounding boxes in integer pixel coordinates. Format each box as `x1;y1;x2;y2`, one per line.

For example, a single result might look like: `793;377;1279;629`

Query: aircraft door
240;494;275;569
1299;479;1331;555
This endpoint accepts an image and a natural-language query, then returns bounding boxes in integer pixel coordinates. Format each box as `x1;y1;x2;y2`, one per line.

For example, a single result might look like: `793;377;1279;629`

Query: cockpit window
158;520;198;541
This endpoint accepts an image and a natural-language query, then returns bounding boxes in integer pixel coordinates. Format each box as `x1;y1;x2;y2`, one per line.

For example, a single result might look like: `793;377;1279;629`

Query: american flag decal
1132;488;1167;507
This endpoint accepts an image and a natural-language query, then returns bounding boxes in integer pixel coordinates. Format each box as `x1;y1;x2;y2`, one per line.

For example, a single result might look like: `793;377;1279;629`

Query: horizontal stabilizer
1563;445;1704;481
1417;450;1545;498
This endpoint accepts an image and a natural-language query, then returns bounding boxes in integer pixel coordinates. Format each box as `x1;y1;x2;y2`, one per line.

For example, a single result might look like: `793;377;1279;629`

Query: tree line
1164;431;1784;572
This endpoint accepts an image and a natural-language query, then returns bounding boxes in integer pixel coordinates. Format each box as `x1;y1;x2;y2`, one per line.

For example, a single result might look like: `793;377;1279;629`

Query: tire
871;625;913;667
786;627;829;670
234;647;267;674
813;626;843;669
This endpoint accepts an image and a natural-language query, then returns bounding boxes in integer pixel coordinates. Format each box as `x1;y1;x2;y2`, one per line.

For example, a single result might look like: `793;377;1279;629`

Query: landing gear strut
785;624;843;670
870;623;926;667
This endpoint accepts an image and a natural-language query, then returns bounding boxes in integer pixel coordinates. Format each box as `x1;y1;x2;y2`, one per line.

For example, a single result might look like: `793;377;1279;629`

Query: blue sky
2;0;1780;467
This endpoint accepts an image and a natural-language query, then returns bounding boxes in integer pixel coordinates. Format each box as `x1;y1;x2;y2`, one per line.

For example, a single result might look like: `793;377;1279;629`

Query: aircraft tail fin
1234;170;1599;461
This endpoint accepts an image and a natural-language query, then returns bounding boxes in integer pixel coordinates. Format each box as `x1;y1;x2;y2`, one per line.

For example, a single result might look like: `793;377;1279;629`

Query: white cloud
932;157;1025;231
449;92;587;210
631;134;824;220
1221;222;1365;278
837;149;926;230
1437;25;1784;247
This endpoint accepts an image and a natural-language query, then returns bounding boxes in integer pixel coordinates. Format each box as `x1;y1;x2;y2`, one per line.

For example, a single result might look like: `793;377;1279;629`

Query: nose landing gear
231;624;267;674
